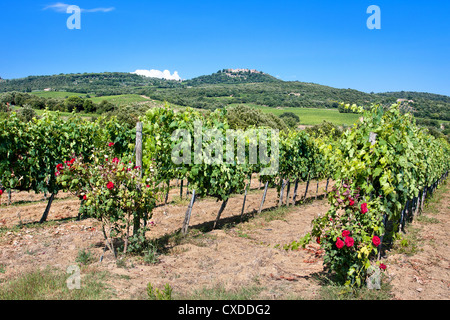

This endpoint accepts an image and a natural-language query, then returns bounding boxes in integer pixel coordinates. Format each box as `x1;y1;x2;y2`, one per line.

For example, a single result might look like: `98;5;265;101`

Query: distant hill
0;69;448;121
184;69;281;86
0;72;180;96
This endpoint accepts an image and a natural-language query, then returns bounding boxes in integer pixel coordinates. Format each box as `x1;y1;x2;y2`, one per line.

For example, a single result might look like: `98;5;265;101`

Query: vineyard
0;103;449;299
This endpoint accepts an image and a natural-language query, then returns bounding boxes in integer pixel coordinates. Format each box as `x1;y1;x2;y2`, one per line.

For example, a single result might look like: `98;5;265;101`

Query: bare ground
0;179;449;300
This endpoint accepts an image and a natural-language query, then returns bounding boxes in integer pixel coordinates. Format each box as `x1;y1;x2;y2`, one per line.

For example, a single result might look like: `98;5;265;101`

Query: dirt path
0;179;449;300
384;184;450;300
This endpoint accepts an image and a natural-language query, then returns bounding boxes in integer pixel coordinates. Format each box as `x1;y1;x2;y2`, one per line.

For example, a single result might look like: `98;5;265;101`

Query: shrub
56;143;158;258
147;282;173;300
17;105;39;122
306;181;386;287
76;249;94;265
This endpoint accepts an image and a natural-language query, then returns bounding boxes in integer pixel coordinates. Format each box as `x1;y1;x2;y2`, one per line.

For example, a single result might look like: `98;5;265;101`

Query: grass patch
147;282;173;300
149;228;218;256
0;216;78;238
0;193;78;209
416;214;440;224
391;226;422;256
143;244;160;265
76;249;95;265
0;267;113;300
259;205;294;223
178;283;265;300
249;105;360;126
422;180;448;215
317;281;393;300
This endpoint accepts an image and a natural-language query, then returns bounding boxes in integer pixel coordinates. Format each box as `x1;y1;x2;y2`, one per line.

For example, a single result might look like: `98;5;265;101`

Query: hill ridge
0;70;448;121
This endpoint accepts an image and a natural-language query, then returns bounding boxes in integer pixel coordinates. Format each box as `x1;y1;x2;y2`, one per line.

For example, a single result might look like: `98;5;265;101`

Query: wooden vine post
303;172;311;201
292;179;299;205
213;197;229;229
134;122;143;232
240;182;250;221
135;122;143;178
39;193;55;223
285;180;291;207
278;179;287;208
180;180;184;199
258;181;269;214
182;190;196;235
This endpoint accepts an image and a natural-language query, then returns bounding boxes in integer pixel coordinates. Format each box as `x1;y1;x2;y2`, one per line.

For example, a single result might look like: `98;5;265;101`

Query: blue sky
0;1;449;95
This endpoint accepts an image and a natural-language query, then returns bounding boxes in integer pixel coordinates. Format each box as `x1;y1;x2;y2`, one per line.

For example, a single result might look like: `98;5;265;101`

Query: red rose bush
56;144;158;257
305;181;387;288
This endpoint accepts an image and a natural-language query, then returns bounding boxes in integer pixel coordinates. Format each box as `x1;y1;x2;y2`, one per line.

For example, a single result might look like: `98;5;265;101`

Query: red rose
345;236;354;248
83;195;87;201
112;157;119;164
0;189;3;196
336;238;345;249
361;203;368;214
108;142;115;147
379;263;387;270
56;163;64;171
342;230;351;238
349;199;355;206
316;237;321;244
106;182;114;190
70;158;75;164
372;235;381;247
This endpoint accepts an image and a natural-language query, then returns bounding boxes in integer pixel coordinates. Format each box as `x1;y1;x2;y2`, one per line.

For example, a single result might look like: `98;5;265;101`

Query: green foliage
279;111;300;128
16;105;38;122
0;111;134;195
378;91;450;121
1;71;448;123
309;183;386;287
82;99;96;113
0;72;174;96
96;100;115;114
226;105;288;131
305;103;450;288
76;249;94;265
143;105;250;202
105;104;150;129
305;121;344;139
143;244;160;265
56;146;158;253
0;102;9;113
185;69;281;86
147;282;173;300
0;267;112;300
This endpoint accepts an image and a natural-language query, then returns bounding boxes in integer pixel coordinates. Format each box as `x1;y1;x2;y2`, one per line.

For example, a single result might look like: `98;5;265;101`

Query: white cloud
132;69;182;81
83;7;115;13
43;3;115;13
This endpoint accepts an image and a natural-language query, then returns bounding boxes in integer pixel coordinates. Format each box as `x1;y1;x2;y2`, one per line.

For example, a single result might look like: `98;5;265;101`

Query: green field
31;91;89;99
230;104;361;126
28;92;361;126
10;105;94;118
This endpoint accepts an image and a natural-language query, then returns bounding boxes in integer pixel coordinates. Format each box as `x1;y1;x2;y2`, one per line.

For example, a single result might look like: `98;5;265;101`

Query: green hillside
1;69;448;121
184;69;281;86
